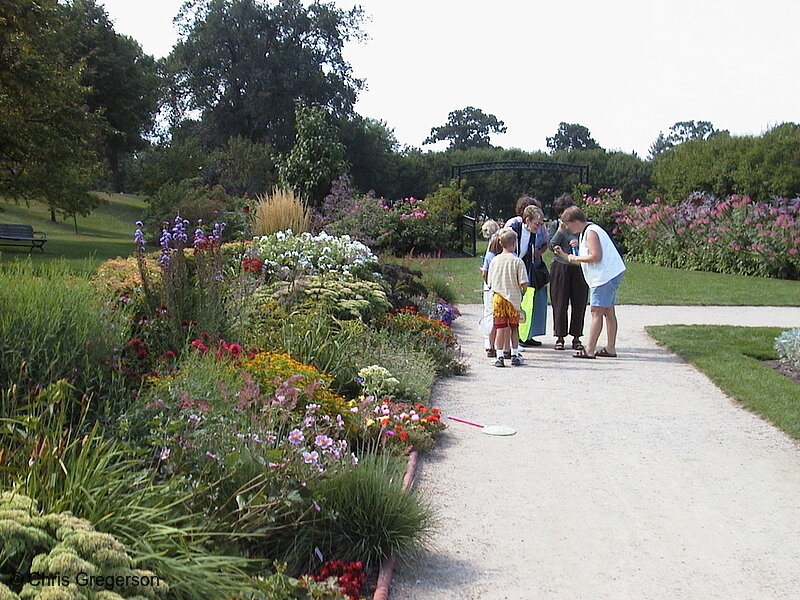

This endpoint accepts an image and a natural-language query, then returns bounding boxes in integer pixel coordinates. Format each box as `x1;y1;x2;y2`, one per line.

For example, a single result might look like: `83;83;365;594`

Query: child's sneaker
486;348;496;358
494;356;505;367
503;350;512;360
511;354;522;366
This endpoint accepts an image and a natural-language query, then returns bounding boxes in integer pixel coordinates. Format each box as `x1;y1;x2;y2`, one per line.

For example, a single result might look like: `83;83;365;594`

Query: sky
100;0;800;157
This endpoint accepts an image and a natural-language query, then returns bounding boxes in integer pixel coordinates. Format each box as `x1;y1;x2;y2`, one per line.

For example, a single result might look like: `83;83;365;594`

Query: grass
647;325;800;440
0;192;145;272
389;249;800;306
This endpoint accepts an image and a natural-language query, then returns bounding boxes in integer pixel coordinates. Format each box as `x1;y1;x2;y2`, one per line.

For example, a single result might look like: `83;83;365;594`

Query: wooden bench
0;224;47;252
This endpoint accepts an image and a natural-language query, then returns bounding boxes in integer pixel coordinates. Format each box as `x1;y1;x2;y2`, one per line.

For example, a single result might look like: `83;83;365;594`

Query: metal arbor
452;161;590;256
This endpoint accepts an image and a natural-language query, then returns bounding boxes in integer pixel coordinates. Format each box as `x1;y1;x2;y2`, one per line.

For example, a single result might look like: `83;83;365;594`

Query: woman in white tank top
552;206;626;359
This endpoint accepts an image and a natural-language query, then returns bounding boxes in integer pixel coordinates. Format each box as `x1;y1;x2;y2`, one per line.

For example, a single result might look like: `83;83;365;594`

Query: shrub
240;307;364;398
251;187;311;237
0;492;169;599
248;562;348;600
318;176;392;247
379;308;467;376
775;328;800;369
310;453;434;570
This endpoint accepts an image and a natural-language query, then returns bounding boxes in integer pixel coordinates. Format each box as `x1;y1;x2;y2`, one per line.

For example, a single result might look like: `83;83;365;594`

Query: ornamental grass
251;187;311;236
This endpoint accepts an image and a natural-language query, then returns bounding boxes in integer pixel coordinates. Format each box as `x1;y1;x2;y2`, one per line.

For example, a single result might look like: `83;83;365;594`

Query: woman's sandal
572;339;584;351
596;348;617;358
572;348;596;359
554;340;565;350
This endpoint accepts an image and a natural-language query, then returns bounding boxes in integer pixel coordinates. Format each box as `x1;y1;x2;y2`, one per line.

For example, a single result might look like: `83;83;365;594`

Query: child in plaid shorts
486;228;529;367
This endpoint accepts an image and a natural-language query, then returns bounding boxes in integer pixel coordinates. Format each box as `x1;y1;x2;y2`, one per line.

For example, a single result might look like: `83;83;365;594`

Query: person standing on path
486;228;529;367
548;194;589;351
509;203;548;348
553;206;625;359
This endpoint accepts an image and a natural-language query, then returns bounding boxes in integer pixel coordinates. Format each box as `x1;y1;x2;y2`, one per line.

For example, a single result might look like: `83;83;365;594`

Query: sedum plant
0;492;169;600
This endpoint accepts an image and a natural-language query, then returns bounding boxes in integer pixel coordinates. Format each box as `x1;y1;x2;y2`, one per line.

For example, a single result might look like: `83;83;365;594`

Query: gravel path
390;305;800;600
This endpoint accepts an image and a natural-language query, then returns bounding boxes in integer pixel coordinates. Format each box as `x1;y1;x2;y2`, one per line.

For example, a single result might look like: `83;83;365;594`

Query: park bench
0;224;47;252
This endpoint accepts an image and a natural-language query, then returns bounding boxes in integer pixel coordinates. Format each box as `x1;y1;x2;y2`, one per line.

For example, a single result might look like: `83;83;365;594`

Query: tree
167;0;364;150
336;115;398;196
546;122;600;152
423;106;507;151
0;0;102;218
648;120;726;159
278;103;347;205
62;0;160;192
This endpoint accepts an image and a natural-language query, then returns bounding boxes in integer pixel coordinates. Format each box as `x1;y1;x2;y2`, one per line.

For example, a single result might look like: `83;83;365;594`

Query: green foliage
311;453;434;570
422;179;475;247
247;562;348;600
243;306;363;398
264;276;391;322
208;136;277;197
0;262;127;412
0;382;251;600
380;310;466;377
335;115;398;196
0;0;102;216
423;106;507;150
278;104;348;206
774;328;800;370
648;120;722;159
143;179;241;241
61;0;160;192
652;123;800;202
355;329;436;403
126;138;208;197
546;122;601;152
167;0;364;150
0;492;169;599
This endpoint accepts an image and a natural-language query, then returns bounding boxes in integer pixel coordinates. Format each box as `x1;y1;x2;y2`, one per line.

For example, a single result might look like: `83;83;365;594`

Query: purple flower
314;435;333;450
302;451;319;464
288;429;304;445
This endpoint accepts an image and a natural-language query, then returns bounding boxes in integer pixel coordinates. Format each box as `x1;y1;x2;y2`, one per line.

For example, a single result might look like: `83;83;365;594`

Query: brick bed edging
371;448;420;600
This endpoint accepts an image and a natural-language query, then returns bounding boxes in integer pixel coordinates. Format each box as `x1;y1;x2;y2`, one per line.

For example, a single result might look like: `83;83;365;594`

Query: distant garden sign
451;161;590;256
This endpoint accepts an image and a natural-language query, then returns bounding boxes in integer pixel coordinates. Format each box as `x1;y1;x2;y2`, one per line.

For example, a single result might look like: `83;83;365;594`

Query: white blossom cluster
251;230;377;278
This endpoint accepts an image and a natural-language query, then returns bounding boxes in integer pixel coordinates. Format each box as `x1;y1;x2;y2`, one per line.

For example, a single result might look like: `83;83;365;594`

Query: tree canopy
0;0;102;216
648;120;726;159
546;122;601;152
423;106;507;151
166;0;365;151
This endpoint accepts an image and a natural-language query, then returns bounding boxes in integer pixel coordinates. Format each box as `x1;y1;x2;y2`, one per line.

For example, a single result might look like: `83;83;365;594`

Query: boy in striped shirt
487;228;529;367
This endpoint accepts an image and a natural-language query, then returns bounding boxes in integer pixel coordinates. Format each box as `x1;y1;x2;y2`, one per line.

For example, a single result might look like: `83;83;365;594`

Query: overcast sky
100;0;800;157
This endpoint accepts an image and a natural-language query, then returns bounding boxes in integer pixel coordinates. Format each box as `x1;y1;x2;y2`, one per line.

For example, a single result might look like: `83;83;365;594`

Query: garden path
390;304;800;600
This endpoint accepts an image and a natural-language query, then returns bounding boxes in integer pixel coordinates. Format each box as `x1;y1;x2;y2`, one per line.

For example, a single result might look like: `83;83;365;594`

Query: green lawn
647;325;800;440
0;192;145;272
389;252;800;306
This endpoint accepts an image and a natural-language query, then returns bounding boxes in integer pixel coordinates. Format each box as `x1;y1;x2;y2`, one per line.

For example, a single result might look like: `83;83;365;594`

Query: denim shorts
590;273;623;307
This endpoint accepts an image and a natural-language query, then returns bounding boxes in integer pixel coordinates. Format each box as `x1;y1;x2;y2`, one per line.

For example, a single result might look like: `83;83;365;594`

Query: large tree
546;122;600;152
0;0;102;217
648;120;725;159
423;106;507;151
167;0;364;150
62;0;160;191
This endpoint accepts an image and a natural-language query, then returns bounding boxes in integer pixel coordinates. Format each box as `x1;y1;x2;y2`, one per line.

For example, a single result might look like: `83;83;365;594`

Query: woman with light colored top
552;206;626;359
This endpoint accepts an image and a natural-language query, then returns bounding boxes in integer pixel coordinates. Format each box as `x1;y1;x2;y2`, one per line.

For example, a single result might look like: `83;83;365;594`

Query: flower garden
0;212;465;600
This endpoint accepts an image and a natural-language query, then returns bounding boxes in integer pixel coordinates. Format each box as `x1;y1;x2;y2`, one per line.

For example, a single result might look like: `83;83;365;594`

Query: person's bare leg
496;326;510;353
585;306;604;355
604;305;618;354
489;326;497;350
510;325;520;352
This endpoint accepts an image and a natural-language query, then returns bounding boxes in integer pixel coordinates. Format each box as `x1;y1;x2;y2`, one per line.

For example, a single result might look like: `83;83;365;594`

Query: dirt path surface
390;305;800;600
